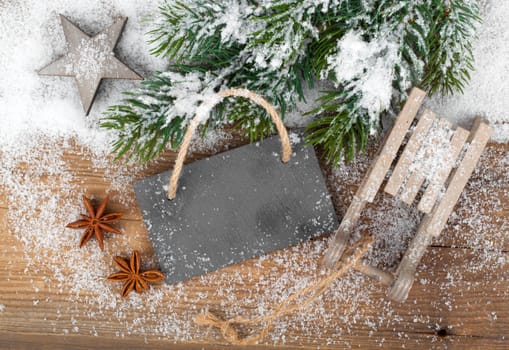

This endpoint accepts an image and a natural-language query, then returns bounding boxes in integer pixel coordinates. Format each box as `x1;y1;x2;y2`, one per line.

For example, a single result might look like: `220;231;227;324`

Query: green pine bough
101;0;480;166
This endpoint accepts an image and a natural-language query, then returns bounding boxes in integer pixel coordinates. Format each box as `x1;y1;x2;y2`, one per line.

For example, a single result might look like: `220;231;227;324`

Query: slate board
134;135;339;285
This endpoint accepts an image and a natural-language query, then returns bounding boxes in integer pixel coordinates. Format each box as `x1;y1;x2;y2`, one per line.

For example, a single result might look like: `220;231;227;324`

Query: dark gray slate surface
134;135;338;285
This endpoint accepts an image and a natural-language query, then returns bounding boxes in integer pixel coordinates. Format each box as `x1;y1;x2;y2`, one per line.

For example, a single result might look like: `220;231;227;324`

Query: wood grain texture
0;137;507;349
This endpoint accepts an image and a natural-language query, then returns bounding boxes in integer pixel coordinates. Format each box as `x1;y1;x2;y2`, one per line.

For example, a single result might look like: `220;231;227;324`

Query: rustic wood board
0;137;507;349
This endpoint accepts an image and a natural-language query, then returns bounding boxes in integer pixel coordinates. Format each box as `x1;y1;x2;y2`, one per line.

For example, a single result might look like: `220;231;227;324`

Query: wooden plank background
0;136;507;349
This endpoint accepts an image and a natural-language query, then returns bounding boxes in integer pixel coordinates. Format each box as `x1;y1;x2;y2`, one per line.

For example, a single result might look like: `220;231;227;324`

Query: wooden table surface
0;136;507;349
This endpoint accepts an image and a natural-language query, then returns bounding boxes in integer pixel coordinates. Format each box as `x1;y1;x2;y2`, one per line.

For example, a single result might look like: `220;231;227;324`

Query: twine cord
167;88;292;199
195;237;373;345
167;87;370;344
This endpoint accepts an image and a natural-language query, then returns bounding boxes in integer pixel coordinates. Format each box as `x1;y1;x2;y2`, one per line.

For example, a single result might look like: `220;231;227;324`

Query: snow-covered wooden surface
0;138;507;349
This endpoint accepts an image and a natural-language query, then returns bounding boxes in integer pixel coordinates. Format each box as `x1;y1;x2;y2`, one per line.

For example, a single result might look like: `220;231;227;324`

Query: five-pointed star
39;15;142;115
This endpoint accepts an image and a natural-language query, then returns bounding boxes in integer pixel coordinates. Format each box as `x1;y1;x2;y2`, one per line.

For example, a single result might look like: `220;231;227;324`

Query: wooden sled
322;87;493;302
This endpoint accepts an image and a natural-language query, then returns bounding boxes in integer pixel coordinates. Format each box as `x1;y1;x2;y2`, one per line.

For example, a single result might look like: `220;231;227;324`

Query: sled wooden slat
398;117;452;206
418;126;470;213
427;118;493;237
399;171;425;206
357;88;426;202
385;110;436;197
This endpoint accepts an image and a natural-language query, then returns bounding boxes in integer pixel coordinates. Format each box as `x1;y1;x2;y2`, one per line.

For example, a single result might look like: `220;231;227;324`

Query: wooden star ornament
38;15;142;115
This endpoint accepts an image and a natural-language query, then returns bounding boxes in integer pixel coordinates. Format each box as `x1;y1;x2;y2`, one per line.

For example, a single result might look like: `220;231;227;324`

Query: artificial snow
0;0;507;346
324;30;399;132
70;33;115;81
0;1;507;149
0;0;165;149
216;0;253;44
427;0;509;142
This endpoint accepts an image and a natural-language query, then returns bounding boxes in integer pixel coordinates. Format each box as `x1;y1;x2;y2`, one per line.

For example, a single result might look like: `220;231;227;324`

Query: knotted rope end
195;311;242;344
167;192;176;200
282;151;291;163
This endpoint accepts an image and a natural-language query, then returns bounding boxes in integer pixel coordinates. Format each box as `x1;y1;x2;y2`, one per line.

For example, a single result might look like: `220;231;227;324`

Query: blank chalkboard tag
134;135;338;285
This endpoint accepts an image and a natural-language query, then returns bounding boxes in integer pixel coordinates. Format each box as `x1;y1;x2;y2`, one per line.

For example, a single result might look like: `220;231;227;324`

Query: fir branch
102;0;482;166
217;98;277;142
421;0;481;95
305;90;369;165
150;1;230;61
101;71;220;163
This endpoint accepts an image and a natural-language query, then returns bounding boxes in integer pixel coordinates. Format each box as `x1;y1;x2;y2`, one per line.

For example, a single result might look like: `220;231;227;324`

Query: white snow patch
427;0;509;142
324;30;399;133
0;0;165;150
217;0;254;44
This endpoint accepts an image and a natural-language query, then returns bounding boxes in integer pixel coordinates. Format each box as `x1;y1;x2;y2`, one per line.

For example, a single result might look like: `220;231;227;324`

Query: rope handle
167;88;292;199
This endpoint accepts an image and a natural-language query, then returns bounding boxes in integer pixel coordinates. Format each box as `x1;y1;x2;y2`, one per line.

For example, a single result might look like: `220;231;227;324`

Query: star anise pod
107;250;165;297
66;195;123;250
